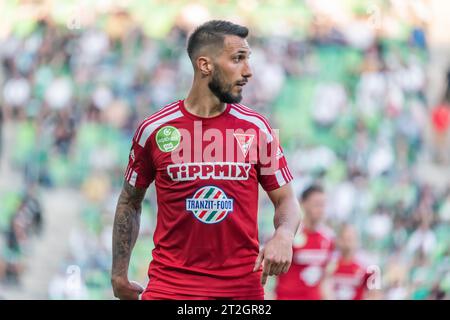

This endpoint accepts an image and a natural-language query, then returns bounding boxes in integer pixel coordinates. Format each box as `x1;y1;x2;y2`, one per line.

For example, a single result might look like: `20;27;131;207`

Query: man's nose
242;61;253;79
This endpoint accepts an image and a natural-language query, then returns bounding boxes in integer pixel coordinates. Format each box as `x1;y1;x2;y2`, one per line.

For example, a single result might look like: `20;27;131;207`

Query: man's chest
150;121;260;182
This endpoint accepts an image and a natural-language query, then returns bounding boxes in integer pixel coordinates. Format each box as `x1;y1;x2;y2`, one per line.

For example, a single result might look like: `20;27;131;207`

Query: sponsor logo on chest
167;162;251;181
186;186;234;224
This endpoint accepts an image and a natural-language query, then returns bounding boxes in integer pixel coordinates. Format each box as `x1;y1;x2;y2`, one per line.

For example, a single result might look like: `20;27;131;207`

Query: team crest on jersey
186;186;233;224
156;126;181;152
233;133;254;157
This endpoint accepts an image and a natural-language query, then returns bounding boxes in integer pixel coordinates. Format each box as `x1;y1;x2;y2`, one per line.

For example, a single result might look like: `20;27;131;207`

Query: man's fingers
276;260;290;275
253;249;264;272
261;259;272;285
275;261;287;275
114;281;145;300
282;261;291;274
280;262;288;274
271;261;283;276
261;271;269;285
264;255;279;276
267;263;275;276
130;280;145;293
267;258;290;276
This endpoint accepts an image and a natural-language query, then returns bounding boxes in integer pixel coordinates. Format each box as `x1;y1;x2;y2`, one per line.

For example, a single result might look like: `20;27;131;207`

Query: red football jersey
124;100;293;297
328;253;371;300
275;226;334;300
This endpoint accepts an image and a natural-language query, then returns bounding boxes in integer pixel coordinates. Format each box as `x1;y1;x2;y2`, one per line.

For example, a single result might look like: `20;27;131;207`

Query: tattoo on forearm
112;181;146;279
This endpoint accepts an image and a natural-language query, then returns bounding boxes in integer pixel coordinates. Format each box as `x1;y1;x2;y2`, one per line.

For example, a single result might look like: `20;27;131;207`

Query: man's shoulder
229;103;271;124
140;100;183;125
134;100;183;146
228;103;275;140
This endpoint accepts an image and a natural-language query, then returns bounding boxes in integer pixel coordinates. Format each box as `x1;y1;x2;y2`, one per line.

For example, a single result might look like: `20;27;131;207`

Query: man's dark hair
300;184;324;202
187;20;248;62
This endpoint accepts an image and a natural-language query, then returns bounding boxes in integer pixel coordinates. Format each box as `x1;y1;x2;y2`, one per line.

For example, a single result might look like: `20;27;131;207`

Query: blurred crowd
0;185;42;291
0;0;449;299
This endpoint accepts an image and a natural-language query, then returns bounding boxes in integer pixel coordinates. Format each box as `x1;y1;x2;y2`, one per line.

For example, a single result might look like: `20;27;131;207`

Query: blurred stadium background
0;0;450;300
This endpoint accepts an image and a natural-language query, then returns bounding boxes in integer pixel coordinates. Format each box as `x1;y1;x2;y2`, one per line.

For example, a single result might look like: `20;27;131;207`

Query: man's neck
303;219;319;232
185;81;227;118
341;251;354;262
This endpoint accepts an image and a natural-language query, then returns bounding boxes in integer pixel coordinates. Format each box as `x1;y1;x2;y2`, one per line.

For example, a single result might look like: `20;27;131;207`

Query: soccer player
322;224;374;300
111;20;301;300
275;184;334;300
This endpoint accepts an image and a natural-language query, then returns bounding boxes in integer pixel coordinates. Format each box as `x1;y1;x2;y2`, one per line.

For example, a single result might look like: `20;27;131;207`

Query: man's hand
112;277;144;300
253;228;294;285
254;183;301;285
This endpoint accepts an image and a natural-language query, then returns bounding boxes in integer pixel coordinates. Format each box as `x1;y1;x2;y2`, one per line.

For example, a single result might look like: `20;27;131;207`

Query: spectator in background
428;283;446;300
430;100;450;164
445;68;450;102
275;185;335;300
407;215;437;257
0;106;3;157
322;224;378;300
53;109;76;156
0;237;6;283
1;185;43;285
430;68;450;164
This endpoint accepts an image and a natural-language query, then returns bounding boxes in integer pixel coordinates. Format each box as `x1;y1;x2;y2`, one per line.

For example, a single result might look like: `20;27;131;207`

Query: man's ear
197;56;213;76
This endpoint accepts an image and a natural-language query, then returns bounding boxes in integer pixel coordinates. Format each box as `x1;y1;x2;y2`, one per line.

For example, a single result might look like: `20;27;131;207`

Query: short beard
208;68;243;104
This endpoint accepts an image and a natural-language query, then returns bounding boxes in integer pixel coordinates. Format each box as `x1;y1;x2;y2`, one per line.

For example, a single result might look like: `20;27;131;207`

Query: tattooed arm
111;181;147;300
